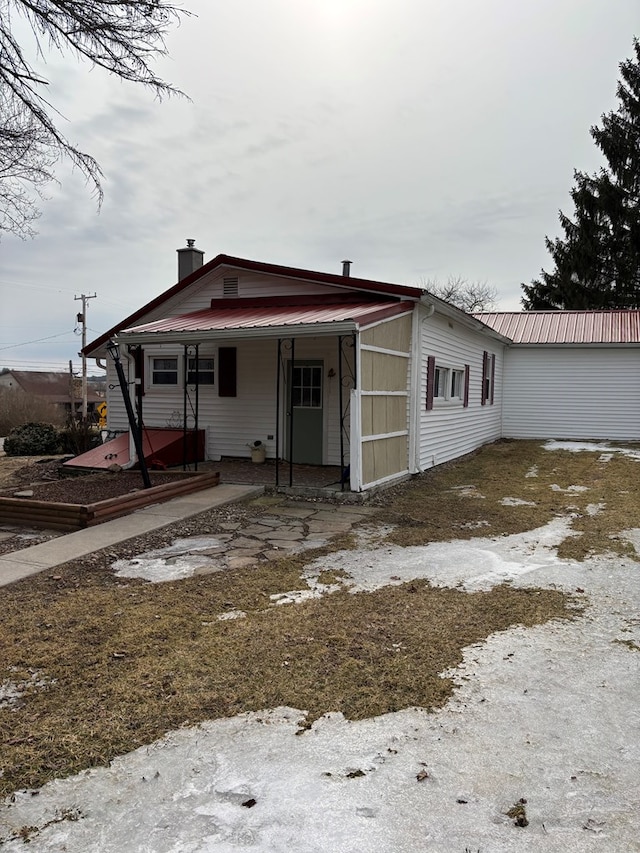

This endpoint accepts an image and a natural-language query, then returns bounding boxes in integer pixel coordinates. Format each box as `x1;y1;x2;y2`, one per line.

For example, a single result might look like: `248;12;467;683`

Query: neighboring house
84;245;508;492
476;311;640;441
0;370;103;417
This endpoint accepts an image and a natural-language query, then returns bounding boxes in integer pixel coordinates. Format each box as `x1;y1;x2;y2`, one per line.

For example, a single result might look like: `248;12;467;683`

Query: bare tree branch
421;275;498;313
0;0;190;237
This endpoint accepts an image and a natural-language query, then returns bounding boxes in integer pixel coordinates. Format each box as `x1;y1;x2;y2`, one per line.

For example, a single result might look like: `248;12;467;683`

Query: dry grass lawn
3;438;638;798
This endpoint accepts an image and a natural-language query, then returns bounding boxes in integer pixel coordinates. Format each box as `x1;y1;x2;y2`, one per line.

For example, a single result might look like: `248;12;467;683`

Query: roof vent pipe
342;259;352;277
177;239;205;281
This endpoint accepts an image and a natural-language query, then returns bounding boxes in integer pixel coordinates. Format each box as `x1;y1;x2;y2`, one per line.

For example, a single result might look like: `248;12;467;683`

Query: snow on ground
544;440;640;461
2;517;640;852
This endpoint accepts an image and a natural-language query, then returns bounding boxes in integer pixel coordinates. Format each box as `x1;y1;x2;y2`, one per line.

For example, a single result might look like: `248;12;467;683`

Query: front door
286;361;324;464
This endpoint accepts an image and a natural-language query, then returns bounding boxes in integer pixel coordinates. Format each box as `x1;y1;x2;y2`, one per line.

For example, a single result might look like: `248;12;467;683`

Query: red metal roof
85;254;423;355
475;311;640;344
122;301;415;337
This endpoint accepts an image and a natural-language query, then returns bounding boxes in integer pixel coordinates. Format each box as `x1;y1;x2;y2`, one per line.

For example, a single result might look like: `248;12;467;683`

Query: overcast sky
1;0;638;372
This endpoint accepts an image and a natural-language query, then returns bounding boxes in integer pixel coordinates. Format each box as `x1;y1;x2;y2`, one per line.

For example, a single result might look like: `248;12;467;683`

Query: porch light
106;339;119;361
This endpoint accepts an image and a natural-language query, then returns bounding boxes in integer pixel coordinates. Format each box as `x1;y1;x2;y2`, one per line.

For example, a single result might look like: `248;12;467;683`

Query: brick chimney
177;239;204;281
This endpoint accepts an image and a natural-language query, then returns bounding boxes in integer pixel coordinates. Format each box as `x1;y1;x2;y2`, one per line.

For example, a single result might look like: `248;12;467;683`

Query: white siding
108;337;348;465
132;269;355;323
503;346;640;439
417;312;504;469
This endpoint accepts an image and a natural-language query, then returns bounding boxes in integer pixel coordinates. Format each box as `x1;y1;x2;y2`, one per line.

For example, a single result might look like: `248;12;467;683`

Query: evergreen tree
522;39;640;310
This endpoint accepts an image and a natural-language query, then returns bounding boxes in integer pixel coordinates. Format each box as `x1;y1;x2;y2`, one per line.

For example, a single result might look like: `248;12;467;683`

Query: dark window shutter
463;364;470;408
481;351;488;405
218;347;237;397
490;354;495;405
132;345;145;397
426;355;435;411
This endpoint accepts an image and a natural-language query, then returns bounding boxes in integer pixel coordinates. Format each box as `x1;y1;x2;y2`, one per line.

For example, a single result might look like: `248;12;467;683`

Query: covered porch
108;296;415;493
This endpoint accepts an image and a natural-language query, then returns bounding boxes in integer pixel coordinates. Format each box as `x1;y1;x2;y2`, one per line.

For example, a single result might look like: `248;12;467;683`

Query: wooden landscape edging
0;471;220;532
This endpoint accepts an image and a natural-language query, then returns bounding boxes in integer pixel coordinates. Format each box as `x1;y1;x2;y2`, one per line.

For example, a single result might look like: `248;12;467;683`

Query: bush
59;419;102;455
3;422;63;456
0;389;64;436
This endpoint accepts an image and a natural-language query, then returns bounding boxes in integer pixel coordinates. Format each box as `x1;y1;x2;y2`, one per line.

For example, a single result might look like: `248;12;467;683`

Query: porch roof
117;300;415;343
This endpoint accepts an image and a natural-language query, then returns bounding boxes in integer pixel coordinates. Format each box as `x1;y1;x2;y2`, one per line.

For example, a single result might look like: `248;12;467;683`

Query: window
151;357;178;385
426;356;470;410
450;368;464;400
187;356;215;385
292;365;322;408
434;366;448;400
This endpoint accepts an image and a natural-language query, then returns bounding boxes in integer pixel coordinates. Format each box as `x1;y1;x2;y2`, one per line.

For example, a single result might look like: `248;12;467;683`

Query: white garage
476;311;640;441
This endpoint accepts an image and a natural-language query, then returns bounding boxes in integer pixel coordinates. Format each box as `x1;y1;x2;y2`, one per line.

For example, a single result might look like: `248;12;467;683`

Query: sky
1;0;639;373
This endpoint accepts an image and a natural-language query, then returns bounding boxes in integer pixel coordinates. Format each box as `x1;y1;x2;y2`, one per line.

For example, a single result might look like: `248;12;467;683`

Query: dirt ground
0;455;195;503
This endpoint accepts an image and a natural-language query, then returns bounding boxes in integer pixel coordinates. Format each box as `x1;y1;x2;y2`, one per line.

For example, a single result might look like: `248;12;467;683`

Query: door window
291;365;322;408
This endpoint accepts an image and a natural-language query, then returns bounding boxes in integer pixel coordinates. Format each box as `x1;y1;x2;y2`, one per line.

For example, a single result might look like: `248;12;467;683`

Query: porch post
289;338;295;487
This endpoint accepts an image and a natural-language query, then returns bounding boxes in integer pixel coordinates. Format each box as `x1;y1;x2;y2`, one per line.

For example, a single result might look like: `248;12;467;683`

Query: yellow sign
96;401;107;427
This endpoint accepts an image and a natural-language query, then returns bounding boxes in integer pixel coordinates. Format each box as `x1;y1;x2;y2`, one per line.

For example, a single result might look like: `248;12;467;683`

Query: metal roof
474;311;640;344
120;301;414;338
85;254;423;355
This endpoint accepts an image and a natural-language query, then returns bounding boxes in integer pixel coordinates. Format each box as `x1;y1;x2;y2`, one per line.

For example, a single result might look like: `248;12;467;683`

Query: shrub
59;419;102;455
0;389;64;436
3;422;63;456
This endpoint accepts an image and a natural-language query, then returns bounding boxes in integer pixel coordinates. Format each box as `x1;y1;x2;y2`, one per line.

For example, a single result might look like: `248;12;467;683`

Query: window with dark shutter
218;347;237;397
426;355;435;411
463;364;470;407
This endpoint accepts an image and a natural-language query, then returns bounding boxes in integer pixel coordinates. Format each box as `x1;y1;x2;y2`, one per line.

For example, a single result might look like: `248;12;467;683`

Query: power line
0;330;76;351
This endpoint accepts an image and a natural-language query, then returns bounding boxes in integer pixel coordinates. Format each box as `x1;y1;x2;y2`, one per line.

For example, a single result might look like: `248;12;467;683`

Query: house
84;244;508;492
0;370;103;417
476;310;640;441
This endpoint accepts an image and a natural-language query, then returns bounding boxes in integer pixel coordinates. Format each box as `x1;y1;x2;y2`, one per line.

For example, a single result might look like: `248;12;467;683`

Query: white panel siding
503;346;640;439
418;312;503;469
146;270;354;318
112;337;347;465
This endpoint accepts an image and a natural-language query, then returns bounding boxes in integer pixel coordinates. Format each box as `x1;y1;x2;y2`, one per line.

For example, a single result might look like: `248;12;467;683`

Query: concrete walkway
0;484;263;587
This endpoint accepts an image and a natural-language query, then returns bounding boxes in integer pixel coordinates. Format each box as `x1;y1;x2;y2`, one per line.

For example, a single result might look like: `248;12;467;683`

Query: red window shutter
463;364;470;408
218;347;237;397
490;354;495;405
481;351;488;405
426;355;435;411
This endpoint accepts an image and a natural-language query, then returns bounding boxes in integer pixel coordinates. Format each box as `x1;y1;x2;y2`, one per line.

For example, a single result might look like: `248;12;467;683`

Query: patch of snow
304;517;577;594
270;582;341;606
525;465;539;478
113;554;220;582
501;497;536;506
215;611;246;622
3;547;640;851
586;503;606;517
449;485;486;499
112;537;226;582
550;484;589;493
0;670;53;709
544;440;640;461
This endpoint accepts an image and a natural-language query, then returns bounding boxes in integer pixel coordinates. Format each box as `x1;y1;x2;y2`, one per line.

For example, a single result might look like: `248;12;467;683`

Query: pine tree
522;39;640;310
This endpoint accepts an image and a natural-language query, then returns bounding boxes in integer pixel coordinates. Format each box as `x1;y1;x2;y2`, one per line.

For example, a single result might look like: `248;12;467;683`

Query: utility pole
74;292;97;419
